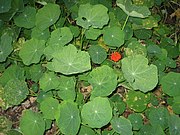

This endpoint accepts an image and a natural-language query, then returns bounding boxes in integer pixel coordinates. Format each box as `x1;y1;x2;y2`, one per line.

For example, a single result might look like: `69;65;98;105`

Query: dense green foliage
0;0;180;134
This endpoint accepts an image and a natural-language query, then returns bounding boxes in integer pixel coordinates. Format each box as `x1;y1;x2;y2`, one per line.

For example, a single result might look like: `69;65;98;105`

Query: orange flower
110;52;122;62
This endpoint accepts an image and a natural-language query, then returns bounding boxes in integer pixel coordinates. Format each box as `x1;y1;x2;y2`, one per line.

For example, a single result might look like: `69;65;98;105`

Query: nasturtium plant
14;6;36;28
134;29;152;40
168;114;180;135
39;72;60;92
172;96;180;114
88;65;117;98
20;110;45;135
126;90;150;112
88;45;107;64
0;0;179;134
36;91;53;103
139;124;165;135
0;33;13;62
147;44;162;55
46;45;91;75
0;115;12;134
81;97;112;128
0;65;24;86
55;101;81;135
128;113;143;130
103;26;125;47
0;0;11;13
85;27;102;40
123;25;133;40
31;27;50;41
3;79;28;109
57;76;76;101
25;64;44;82
48;27;73;46
19;38;46;65
149;107;169;130
78;125;96;135
43;45;63;60
111;116;133;135
40;97;59;120
76;3;109;29
160;72;180;97
35;3;61;30
125;40;147;56
122;55;158;92
116;0;151;18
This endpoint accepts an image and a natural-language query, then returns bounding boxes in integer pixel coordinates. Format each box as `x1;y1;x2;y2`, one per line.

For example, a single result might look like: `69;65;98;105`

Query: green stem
8;56;22;62
53;24;57;30
80;28;86;50
122;15;129;31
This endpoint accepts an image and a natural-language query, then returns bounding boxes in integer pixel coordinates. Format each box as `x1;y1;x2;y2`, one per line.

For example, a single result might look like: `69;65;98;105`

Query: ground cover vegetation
0;0;180;134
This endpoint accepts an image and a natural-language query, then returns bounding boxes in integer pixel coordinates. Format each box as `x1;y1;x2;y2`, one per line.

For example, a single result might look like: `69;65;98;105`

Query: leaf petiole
122;15;129;31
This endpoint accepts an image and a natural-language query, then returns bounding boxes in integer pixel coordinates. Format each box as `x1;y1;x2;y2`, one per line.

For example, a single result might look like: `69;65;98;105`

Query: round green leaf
0;65;24;86
7;129;23;135
125;40;147;56
88;45;107;64
160;72;180;97
19;38;45;65
153;60;166;71
55;101;81;135
14;6;36;28
88;65;117;97
43;45;63;60
76;3;109;29
139;124;165;135
0;0;11;13
31;27;50;41
117;0;151;18
165;57;176;68
142;16;158;29
40;97;59;120
124;25;133;40
172;96;180;114
103;26;125;47
48;27;73;46
36;3;61;30
0;33;13;62
39;72;60;91
26;64;44;82
126;90;150;112
168;114;180;135
85;27;102;40
78;125;96;135
128;113;143;130
149;107;169;130
69;26;80;38
46;45;91;75
147;44;162;54
81;97;112;128
57;76;76;101
20;110;45;135
122;55;158;92
4;79;28;109
36;91;53;103
111;116;133;135
134;29;152;40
